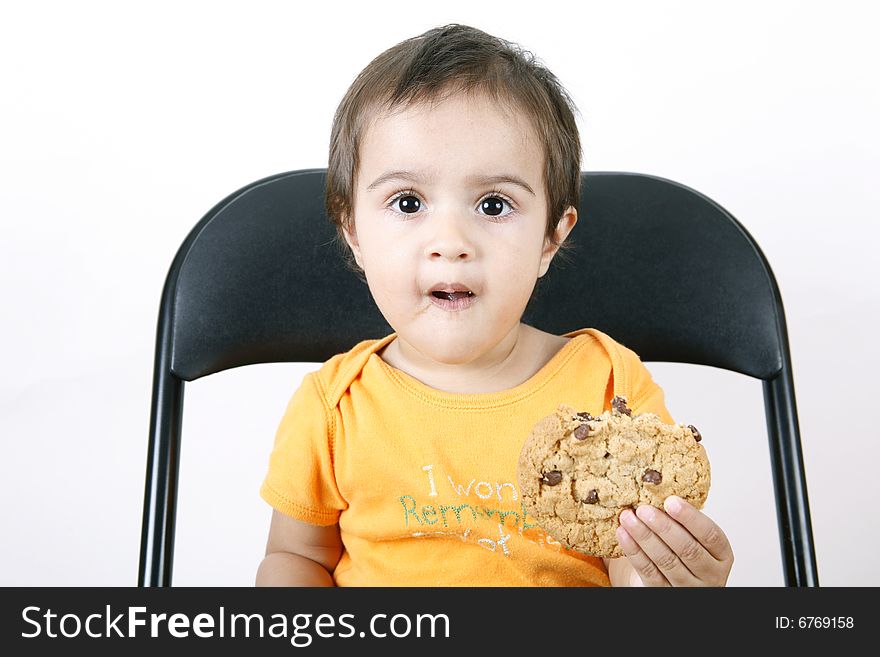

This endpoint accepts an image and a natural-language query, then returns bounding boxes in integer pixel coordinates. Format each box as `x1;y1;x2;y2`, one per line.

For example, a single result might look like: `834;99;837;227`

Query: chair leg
763;370;819;586
139;370;185;587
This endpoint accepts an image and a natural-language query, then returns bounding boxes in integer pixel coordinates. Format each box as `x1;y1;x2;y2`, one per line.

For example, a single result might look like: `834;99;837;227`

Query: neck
383;323;537;394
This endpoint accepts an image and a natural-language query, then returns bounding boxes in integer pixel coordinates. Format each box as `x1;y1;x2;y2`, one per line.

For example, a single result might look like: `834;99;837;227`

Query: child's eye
386;189;517;219
388;191;422;215
478;192;517;219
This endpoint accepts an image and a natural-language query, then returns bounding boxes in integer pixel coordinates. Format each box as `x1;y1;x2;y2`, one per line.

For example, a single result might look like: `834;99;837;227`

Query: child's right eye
387;192;421;215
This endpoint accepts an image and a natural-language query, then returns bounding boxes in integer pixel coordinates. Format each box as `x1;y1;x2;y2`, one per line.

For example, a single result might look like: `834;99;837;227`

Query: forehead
358;92;543;191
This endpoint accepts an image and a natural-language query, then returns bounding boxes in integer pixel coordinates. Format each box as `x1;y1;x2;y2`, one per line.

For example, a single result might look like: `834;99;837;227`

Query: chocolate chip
573;424;591;440
642;469;662;484
688;424;702;442
611;396;632;416
603;452;611;459
541;471;563;486
577;411;594;421
584;489;599;504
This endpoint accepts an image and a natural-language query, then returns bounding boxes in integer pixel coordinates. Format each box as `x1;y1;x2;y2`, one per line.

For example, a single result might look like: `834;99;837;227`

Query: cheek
361;235;409;275
357;234;417;304
493;227;546;275
485;249;543;308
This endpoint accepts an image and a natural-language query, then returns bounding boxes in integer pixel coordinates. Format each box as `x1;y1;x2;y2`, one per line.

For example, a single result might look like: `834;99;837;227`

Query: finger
634;503;718;582
615;525;669;587
663;496;734;563
619;508;698;586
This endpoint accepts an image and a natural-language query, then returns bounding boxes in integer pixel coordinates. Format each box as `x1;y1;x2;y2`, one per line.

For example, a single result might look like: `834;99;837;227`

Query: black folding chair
139;169;818;586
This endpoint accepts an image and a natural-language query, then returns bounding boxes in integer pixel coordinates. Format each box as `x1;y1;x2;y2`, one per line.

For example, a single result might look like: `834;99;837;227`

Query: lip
428;282;475;295
429;293;478;312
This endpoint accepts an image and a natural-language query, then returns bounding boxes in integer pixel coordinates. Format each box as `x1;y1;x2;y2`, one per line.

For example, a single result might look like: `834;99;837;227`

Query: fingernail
664;496;682;514
637;505;656;521
621;510;638;527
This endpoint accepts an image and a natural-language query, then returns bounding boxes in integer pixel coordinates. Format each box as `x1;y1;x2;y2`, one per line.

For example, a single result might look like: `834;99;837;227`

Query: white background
1;0;877;586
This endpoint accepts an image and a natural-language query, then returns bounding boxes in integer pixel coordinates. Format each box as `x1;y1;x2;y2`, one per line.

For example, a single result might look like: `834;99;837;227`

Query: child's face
345;91;576;367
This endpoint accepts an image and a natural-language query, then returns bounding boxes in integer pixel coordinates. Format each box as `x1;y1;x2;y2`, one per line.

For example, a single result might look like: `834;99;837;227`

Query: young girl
256;24;733;587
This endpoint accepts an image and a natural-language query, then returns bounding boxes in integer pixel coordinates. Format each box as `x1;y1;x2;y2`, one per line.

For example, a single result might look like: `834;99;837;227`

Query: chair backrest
141;169;818;585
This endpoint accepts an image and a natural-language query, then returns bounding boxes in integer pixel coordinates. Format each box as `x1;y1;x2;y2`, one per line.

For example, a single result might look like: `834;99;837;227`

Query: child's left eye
478;194;516;218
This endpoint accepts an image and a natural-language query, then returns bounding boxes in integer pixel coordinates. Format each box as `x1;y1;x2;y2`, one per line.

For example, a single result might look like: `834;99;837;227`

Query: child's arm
255;510;343;586
603;496;734;587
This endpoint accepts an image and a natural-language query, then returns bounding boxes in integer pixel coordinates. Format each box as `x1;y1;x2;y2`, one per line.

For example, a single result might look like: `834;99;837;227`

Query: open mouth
431;290;475;301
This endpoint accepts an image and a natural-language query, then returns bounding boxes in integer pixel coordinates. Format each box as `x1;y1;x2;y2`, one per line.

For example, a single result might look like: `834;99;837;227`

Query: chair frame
139;170;818;586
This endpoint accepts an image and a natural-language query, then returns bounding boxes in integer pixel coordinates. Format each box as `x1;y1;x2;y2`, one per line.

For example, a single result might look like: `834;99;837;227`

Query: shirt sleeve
620;345;676;425
259;372;347;525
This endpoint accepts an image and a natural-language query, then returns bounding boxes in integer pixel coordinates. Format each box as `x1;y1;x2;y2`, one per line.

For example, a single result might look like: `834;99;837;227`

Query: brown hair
324;24;582;280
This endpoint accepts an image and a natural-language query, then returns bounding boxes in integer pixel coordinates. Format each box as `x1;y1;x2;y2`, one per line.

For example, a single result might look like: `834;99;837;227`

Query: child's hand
614;495;733;586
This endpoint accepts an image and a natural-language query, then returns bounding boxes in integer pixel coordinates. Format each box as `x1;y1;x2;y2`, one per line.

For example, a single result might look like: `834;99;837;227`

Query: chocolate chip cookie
517;396;710;558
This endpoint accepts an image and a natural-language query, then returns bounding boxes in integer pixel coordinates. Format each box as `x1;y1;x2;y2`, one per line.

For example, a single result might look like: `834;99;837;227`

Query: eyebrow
366;170;536;196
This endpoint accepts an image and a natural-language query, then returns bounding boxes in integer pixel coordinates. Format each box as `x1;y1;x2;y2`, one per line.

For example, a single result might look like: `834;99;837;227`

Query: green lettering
422;505;438;525
521;502;537;531
481;507;521;527
439;503;478;527
399;495;422;526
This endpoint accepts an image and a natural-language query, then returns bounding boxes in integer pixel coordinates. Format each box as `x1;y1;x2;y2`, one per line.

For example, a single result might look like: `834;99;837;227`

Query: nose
423;210;475;262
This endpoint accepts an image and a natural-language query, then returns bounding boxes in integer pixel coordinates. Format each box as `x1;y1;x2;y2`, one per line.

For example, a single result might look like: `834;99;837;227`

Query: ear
342;221;364;269
538;206;578;278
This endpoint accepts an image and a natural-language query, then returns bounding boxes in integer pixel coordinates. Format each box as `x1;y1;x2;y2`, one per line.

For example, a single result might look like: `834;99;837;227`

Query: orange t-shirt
260;327;675;586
